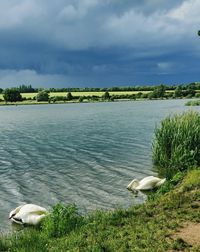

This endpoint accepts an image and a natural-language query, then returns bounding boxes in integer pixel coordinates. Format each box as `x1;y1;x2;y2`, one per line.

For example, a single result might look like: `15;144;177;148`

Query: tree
174;86;183;98
79;96;84;102
3;88;22;102
66;92;73;101
102;91;110;100
18;84;35;93
36;90;49;102
198;30;200;36
151;85;166;98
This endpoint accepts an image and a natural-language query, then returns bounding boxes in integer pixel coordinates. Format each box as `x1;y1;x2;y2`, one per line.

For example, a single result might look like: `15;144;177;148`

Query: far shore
0;97;199;107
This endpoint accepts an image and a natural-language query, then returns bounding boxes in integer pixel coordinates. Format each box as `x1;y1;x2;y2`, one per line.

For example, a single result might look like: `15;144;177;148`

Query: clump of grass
181;169;200;192
185;100;200;106
152;111;200;178
42;203;84;238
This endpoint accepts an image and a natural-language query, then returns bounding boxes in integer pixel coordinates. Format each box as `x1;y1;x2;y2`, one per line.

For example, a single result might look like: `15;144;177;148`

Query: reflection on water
0;99;198;231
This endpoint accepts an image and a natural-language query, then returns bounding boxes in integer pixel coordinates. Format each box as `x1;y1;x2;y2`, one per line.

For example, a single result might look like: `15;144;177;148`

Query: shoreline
0;97;197;107
0;169;199;251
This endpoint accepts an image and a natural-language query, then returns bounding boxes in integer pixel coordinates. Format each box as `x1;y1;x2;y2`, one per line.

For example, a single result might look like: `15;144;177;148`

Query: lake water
0;99;199;231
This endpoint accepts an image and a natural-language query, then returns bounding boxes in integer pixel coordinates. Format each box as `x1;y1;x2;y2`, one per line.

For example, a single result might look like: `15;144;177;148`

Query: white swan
9;204;48;225
127;176;166;192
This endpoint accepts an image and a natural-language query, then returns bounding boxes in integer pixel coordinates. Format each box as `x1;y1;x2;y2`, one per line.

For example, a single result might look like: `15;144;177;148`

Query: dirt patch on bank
173;222;200;246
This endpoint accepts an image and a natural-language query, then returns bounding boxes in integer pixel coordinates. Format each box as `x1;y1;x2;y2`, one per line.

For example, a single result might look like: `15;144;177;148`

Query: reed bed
152;111;200;178
185;100;200;106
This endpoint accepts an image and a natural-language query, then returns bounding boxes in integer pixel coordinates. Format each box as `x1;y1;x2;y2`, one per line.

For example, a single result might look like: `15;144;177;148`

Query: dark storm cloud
0;0;199;87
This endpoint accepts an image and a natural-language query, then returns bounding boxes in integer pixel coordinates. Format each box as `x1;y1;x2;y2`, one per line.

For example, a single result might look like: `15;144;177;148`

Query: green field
50;91;145;97
0;91;150;100
0;90;199;101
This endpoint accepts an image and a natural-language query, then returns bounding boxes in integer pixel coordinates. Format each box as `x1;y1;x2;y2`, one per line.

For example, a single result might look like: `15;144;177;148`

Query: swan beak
9;213;15;219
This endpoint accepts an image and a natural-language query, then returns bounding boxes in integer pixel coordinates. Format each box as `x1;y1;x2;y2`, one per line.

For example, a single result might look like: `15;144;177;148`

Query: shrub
151;85;166;98
152;111;200;178
36;90;49;102
195;93;200;98
50;96;67;103
136;92;143;98
3;88;22;102
66;92;73;101
79;96;84;102
141;93;148;99
102;91;110;100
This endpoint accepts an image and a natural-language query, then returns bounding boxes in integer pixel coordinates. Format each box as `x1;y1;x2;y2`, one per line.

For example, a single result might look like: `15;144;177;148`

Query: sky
0;0;200;88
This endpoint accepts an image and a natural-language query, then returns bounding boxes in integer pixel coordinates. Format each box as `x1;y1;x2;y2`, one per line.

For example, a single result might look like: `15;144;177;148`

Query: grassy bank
0;169;199;251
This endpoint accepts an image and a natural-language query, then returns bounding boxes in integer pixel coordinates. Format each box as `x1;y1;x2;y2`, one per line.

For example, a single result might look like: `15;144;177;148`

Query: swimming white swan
127;176;166;192
9;204;48;225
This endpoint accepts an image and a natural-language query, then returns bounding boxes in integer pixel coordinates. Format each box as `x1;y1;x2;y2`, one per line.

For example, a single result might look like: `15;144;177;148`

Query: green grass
0;101;50;106
0;90;200;101
0;91;151;100
0;169;199;251
185;100;200;106
152;111;200;178
51;91;151;97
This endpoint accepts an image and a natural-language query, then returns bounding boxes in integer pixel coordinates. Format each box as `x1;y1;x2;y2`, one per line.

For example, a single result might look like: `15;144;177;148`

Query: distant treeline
0;82;200;94
1;83;200;103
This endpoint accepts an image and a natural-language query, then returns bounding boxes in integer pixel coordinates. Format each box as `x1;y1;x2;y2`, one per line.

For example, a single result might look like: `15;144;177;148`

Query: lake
0;99;198;231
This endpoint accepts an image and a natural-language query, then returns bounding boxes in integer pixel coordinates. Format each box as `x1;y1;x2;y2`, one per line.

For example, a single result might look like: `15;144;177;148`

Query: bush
66;92;73;101
3;88;22;102
102;91;110;100
79;96;84;102
136;92;143;98
150;85;166;98
50;96;67;103
36;90;49;102
152;111;200;178
141;93;148;99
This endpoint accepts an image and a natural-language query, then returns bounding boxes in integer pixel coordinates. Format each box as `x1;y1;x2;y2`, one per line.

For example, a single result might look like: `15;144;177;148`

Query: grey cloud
0;0;199;87
0;0;193;50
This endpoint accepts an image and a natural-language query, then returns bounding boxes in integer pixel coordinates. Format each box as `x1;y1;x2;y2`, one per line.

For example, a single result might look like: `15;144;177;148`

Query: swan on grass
9;204;48;225
127;176;166;192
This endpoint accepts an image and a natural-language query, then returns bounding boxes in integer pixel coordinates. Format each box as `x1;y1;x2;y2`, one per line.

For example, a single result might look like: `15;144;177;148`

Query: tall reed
152;111;200;178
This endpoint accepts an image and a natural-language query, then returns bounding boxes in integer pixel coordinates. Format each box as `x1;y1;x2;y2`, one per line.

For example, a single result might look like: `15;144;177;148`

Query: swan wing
11;204;48;225
19;204;48;215
155;178;166;187
14;209;48;225
22;213;46;225
136;177;162;190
